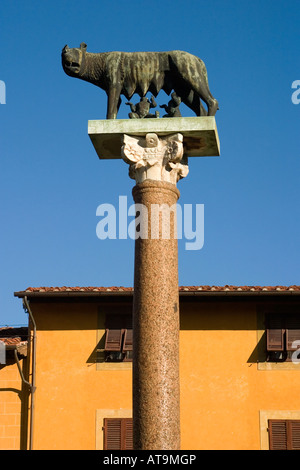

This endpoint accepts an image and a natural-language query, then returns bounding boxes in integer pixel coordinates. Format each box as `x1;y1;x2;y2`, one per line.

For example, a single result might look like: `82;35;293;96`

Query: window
266;313;300;362
104;314;132;362
268;420;300;450
103;418;133;450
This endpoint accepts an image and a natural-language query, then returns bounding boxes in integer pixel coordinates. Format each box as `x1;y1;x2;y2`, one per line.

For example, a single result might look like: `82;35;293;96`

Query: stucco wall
0;359;27;449
11;296;300;450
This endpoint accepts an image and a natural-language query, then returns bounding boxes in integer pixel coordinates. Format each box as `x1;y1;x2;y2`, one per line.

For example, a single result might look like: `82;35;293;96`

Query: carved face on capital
61;42;87;76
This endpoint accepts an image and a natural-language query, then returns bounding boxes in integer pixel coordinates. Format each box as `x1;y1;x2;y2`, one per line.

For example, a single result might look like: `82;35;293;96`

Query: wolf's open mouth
64;60;79;68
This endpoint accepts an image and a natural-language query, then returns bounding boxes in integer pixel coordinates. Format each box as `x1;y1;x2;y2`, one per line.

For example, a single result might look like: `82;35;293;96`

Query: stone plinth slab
88;116;220;159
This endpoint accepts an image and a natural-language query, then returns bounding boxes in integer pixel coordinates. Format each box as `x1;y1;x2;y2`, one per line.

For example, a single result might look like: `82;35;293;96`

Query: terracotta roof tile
11;284;300;297
0;327;28;348
24;286;134;293
17;285;300;294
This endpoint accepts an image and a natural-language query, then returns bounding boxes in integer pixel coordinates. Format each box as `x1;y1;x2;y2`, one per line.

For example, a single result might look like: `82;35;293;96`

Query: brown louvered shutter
267;328;284;351
268;420;287;450
266;315;284;351
286;329;300;350
123;329;133;352
285;315;300;351
290;421;300;450
105;329;123;351
269;420;300;450
103;418;122;450
123;418;133;450
103;418;133;450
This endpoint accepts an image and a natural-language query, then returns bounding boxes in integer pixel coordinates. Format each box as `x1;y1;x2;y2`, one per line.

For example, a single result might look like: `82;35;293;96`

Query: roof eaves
13;285;300;298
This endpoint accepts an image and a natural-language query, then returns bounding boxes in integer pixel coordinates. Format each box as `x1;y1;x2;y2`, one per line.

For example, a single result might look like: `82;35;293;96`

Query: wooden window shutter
290;421;300;450
267;328;284;351
269;420;300;450
266;314;284;351
103;418;122;450
104;329;123;351
103;418;133;450
123;329;133;352
123;418;133;450
268;420;287;450
286;329;300;350
285;315;300;351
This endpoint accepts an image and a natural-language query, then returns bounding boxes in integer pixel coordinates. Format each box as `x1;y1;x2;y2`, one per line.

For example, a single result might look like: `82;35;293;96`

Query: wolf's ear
80;42;87;51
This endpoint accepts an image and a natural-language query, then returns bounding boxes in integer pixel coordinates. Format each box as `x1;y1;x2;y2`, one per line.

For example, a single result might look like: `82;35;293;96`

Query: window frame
266;313;300;363
103;313;133;363
104;327;133;362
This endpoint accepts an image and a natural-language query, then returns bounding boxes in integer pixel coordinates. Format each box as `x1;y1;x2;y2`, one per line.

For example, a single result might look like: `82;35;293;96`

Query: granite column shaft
132;180;181;450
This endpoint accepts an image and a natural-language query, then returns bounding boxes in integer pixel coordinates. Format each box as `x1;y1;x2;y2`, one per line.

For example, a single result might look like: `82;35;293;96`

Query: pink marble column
122;132;188;450
132;180;180;449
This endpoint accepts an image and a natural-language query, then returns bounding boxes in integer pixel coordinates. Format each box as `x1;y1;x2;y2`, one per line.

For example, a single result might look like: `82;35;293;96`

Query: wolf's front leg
106;86;121;119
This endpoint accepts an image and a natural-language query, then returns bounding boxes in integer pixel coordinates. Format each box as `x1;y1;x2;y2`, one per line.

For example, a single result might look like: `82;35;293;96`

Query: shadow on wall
0;356;30;450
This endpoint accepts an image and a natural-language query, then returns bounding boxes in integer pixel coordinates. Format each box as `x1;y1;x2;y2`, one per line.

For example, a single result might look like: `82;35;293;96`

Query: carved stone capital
121;133;189;185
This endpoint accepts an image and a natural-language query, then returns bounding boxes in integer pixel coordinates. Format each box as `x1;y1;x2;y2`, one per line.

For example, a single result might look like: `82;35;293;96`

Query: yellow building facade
1;285;299;450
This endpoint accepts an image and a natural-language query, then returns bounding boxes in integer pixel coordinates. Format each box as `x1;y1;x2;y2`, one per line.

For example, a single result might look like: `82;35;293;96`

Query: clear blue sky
1;0;299;325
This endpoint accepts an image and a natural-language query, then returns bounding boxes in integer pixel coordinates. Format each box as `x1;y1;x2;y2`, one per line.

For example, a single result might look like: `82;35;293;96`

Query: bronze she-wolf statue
61;43;218;120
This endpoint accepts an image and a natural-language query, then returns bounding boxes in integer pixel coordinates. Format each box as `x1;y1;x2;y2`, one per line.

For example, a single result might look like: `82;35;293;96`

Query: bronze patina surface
62;43;218;119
